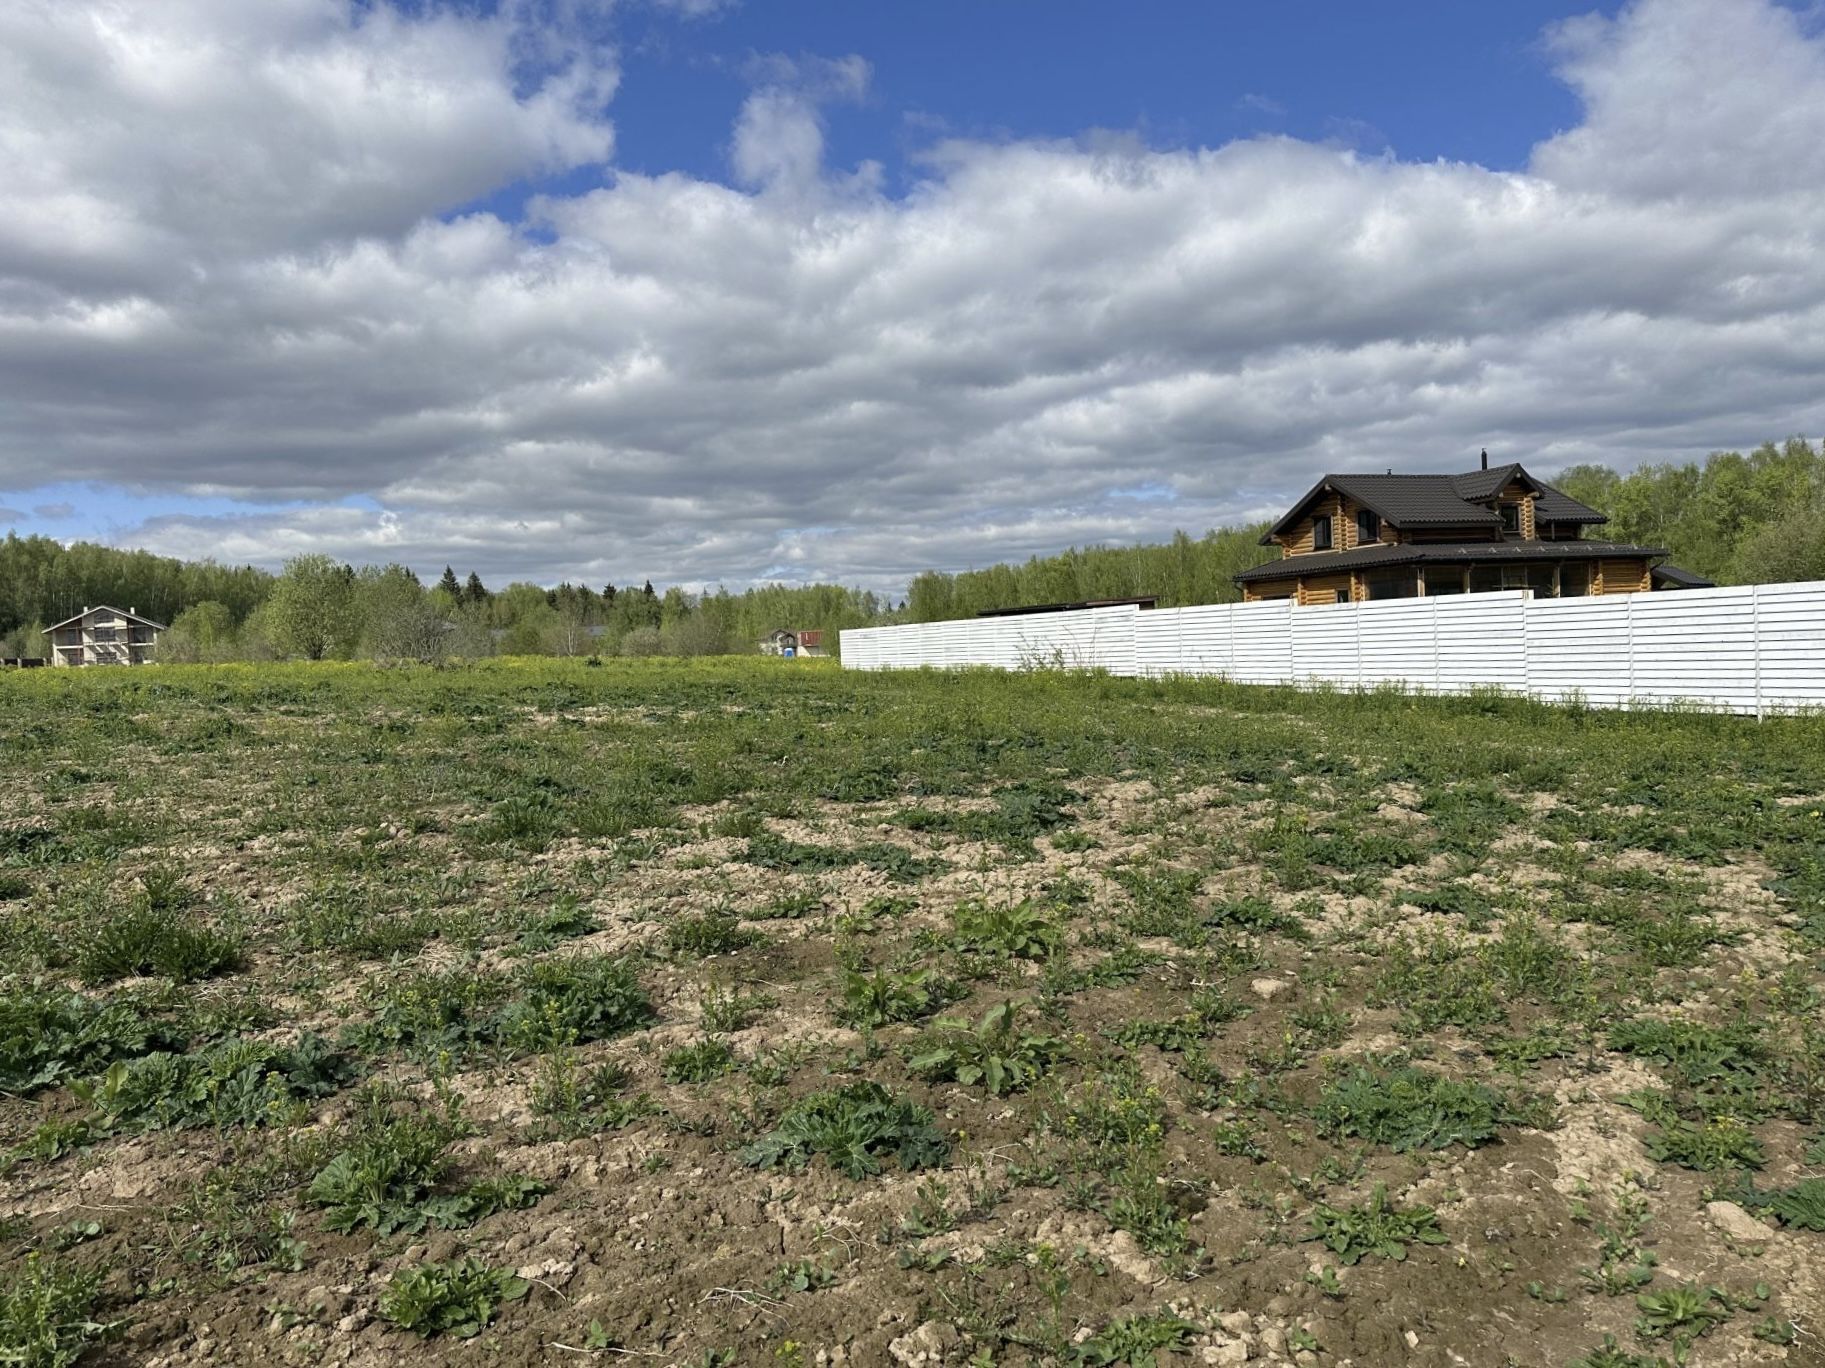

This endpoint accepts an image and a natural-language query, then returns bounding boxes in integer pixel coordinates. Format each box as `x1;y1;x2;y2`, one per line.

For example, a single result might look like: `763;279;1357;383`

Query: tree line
3;438;1819;659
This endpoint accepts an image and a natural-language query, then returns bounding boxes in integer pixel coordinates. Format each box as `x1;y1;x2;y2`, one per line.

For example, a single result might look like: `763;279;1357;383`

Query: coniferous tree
438;566;461;599
464;572;489;606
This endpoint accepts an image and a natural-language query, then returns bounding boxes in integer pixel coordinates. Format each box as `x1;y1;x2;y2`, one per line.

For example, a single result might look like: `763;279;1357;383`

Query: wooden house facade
1234;457;1706;605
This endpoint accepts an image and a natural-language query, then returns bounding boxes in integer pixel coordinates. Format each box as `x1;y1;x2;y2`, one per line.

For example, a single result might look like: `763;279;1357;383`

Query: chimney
1480;449;1489;471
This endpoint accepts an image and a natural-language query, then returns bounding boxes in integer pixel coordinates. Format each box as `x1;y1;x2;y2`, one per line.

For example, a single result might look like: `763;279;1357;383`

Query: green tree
266;555;360;661
163;601;238;663
360;565;448;663
438;566;462;600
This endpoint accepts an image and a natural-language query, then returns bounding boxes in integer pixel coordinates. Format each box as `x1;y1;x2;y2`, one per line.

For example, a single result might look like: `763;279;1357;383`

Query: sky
3;0;1825;593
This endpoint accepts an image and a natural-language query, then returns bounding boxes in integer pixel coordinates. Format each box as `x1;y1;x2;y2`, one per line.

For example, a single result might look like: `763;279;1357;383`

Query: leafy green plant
78;1032;356;1134
1633;1283;1729;1342
663;1037;737;1083
0;983;176;1095
1313;1063;1548;1152
1731;1175;1825;1231
665;912;760;958
1567;1335;1669;1368
306;1096;546;1234
1071;1310;1199;1366
1643;1115;1764;1171
77;904;242;985
380;1258;529;1339
490;954;653;1053
1301;1185;1447;1265
835;966;953;1027
908;1000;1061;1095
766;1258;840;1294
949;898;1060;960
740;1082;949;1179
0;1253;117;1367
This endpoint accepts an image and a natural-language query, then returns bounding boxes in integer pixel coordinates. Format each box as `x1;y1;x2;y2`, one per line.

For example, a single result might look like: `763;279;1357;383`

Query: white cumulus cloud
2;0;1824;592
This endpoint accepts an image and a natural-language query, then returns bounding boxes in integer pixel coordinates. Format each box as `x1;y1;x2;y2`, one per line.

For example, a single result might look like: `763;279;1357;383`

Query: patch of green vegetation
835;965;956;1027
78;903;242;985
740;1082;949;1179
0;983;178;1094
1071;1311;1200;1366
307;1095;547;1234
893;781;1079;852
662;1037;737;1083
908;1001;1062;1095
79;1032;356;1134
745;832;942;883
1301;1185;1448;1265
949;898;1060;961
1642;1116;1765;1172
1731;1175;1825;1231
380;1258;529;1339
0;1253;117;1367
1312;1062;1549;1152
665;911;761;958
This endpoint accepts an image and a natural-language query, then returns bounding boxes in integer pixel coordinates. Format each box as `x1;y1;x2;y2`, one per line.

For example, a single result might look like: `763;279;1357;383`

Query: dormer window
1499;504;1520;535
1312;515;1333;550
1356;509;1380;544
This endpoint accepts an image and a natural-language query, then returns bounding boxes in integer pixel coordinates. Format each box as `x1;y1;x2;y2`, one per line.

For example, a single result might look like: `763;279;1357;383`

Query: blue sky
3;0;1823;589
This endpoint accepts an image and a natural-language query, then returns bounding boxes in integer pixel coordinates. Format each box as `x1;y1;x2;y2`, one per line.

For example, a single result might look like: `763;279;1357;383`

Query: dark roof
1650;564;1716;589
1264;462;1609;543
1233;540;1668;585
975;596;1159;618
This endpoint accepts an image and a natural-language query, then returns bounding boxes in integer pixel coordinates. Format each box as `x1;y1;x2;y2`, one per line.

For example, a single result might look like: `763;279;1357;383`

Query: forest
3;438;1820;658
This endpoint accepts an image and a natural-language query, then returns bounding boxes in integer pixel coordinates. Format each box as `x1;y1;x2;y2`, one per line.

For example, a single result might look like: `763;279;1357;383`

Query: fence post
1354;600;1362;690
1625;595;1635;711
1431;598;1441;695
1520;592;1531;700
1753;584;1763;722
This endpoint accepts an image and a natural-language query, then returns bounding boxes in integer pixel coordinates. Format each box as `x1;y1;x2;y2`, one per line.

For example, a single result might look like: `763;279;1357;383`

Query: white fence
839;581;1825;717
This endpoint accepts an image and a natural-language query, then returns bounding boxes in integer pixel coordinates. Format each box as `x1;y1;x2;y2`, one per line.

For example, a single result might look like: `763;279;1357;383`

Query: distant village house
44;605;166;667
759;628;827;658
1234;455;1713;605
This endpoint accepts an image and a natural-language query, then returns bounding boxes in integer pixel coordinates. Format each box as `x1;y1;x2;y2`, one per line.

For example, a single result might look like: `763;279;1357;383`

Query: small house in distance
44;605;166;667
759;628;828;658
1234;454;1708;605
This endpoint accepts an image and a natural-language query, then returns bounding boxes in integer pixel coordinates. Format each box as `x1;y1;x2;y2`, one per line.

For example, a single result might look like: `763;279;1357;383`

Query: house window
1499;504;1520;535
1334;588;1350;604
1312;515;1333;550
1561;563;1589;597
1356;509;1380;544
1366;573;1416;600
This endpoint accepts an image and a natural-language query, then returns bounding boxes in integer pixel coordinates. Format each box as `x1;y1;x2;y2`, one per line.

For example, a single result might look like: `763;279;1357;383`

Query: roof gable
43;605;169;633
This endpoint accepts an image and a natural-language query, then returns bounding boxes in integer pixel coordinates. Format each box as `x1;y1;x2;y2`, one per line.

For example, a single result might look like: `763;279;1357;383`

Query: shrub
741;1082;949;1179
380;1258;529;1339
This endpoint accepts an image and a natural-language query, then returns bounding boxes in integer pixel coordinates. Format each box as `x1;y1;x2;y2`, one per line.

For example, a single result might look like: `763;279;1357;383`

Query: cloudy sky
3;0;1824;591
